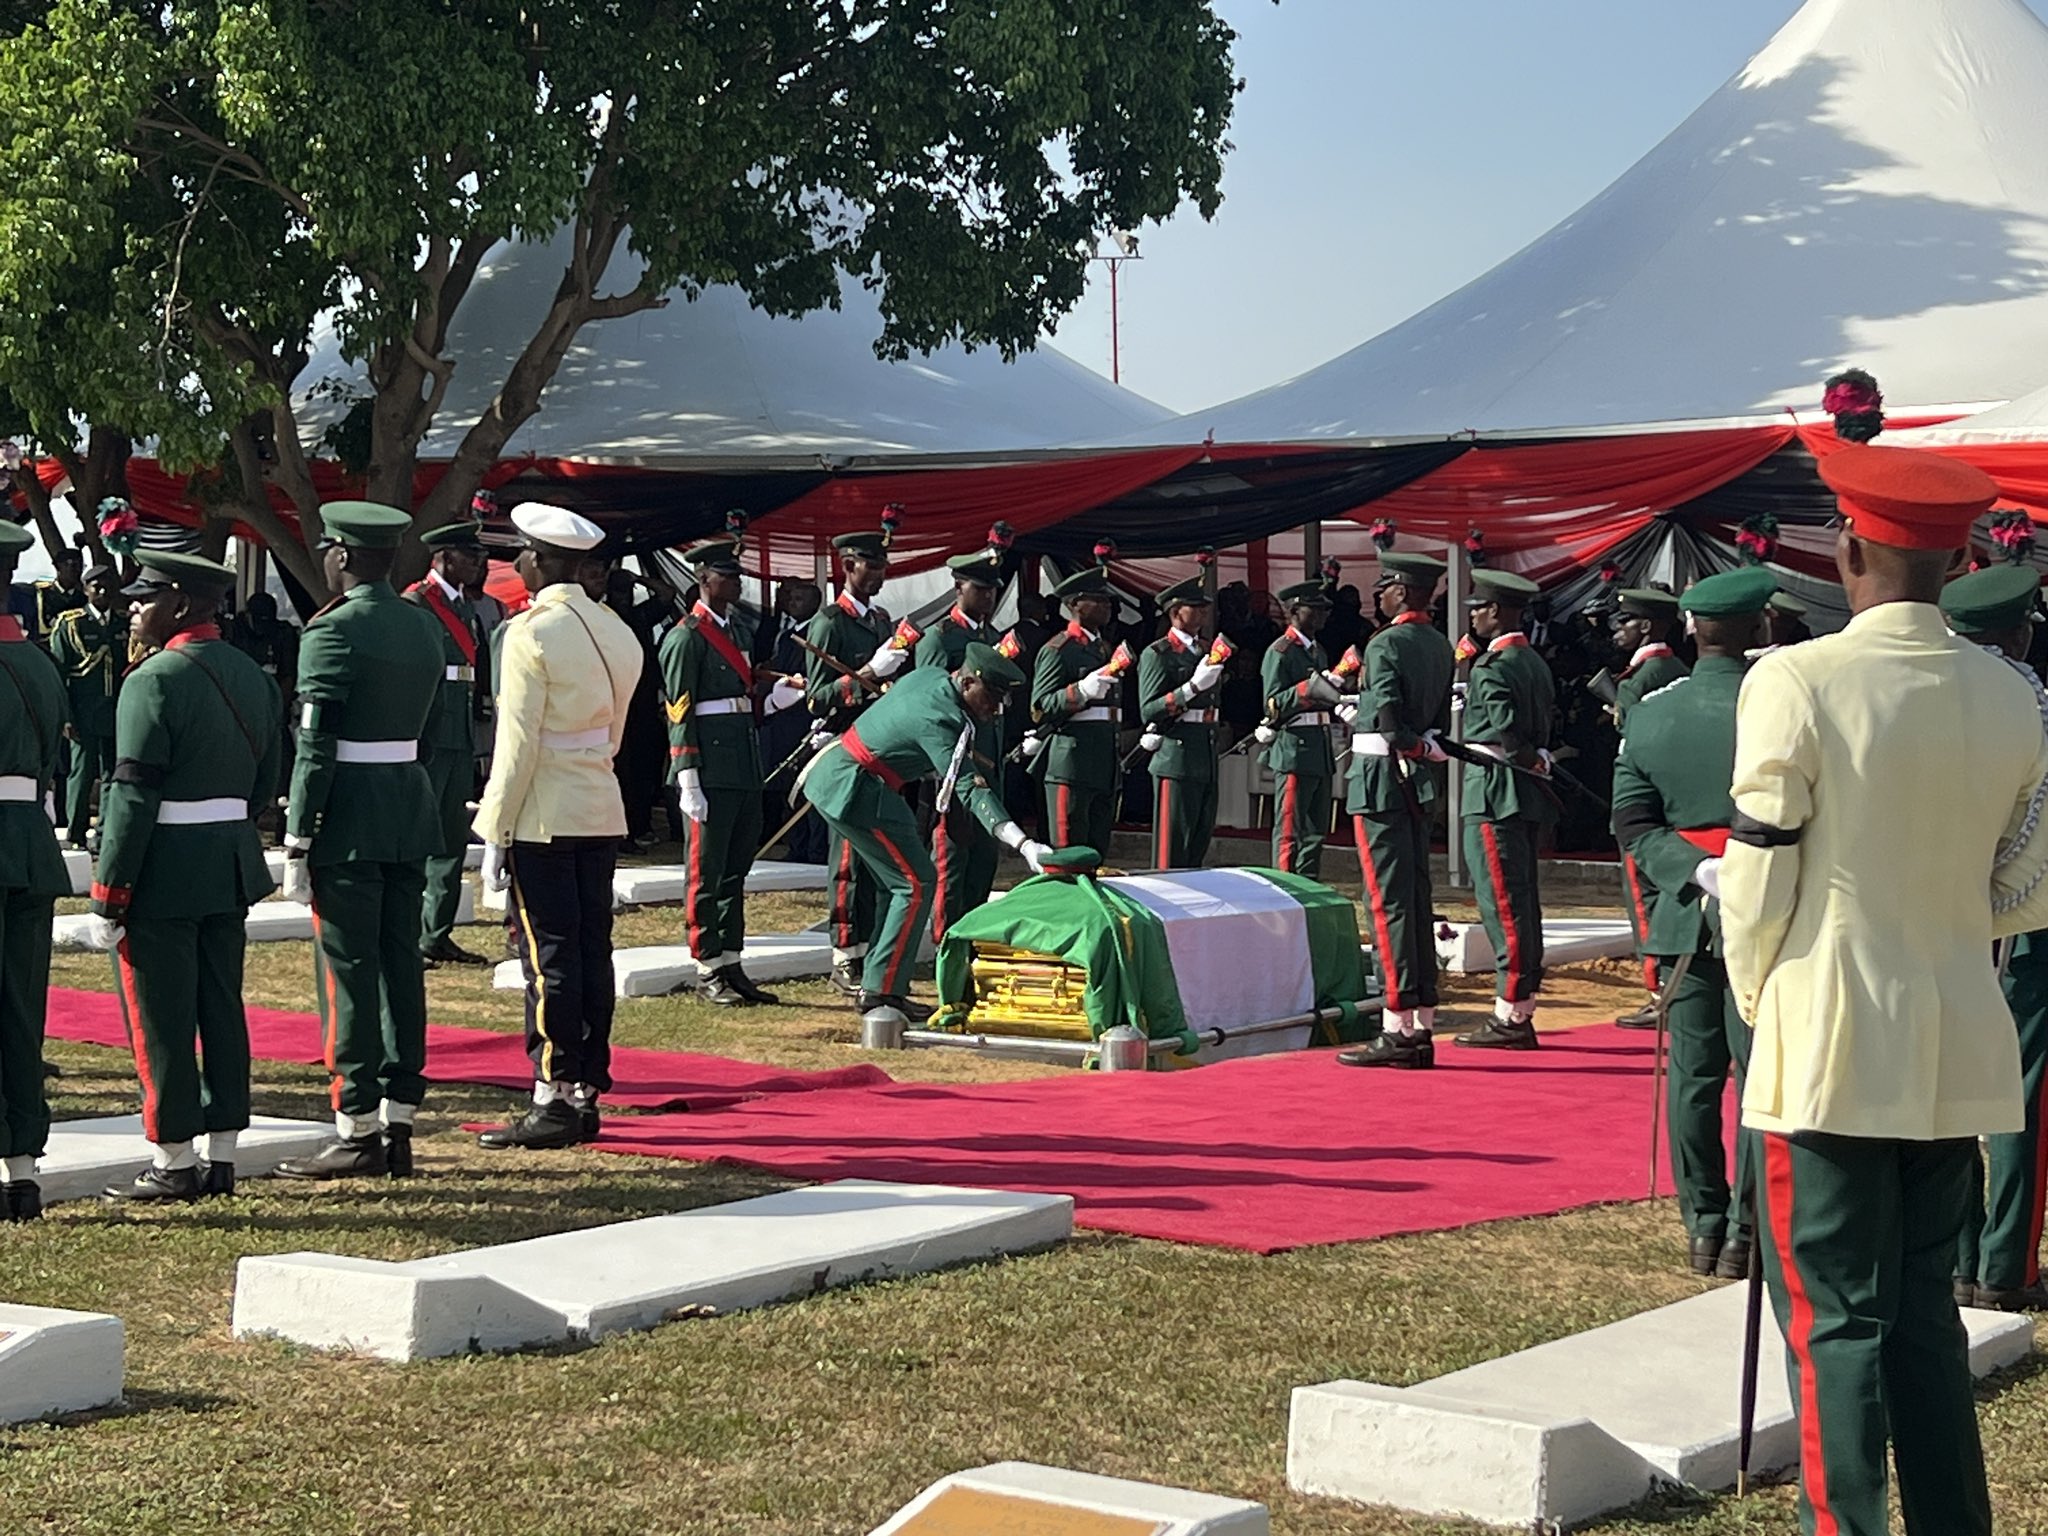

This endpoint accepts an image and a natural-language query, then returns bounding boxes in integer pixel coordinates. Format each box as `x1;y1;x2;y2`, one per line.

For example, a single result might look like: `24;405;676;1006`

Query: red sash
1679;827;1730;857
841;727;907;791
692;602;754;690
165;624;221;651
411;580;479;667
0;616;21;643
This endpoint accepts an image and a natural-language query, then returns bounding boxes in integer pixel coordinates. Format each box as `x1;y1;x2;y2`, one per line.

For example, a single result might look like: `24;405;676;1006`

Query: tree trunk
10;464;65;564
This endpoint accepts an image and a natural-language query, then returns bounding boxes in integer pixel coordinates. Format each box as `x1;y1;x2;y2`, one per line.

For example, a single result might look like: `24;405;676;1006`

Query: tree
0;0;1241;597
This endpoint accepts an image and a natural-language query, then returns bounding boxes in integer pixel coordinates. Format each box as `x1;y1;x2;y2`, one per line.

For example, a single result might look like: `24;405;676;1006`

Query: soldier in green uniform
1260;576;1343;877
28;545;84;649
806;518;907;996
1336;551;1454;1069
801;648;1052;1021
1028;561;1123;857
49;564;125;849
406;521;491;967
1943;561;2048;1310
273;502;445;1181
0;523;66;1220
914;532;1007;932
663;535;799;1007
91;552;283;1202
1608;587;1690;1024
1454;568;1558;1050
1610;567;1773;1275
1137;568;1225;869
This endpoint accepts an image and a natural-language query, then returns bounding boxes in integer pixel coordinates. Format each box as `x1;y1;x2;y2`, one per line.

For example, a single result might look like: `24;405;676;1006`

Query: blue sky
1047;0;2048;416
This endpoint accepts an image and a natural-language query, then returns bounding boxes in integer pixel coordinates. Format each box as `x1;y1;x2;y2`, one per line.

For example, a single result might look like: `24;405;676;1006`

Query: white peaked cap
509;501;605;552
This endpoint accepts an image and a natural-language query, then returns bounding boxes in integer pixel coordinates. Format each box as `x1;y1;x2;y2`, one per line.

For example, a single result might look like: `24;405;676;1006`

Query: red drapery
1797;421;2048;516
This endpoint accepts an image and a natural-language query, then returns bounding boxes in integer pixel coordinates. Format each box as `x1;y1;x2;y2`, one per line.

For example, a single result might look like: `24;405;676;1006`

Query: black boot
829;959;863;998
1335;1034;1433;1069
1455;1019;1541;1051
103;1165;203;1203
1714;1239;1753;1281
697;968;748;1006
422;937;491;967
856;989;911;1019
726;967;781;1006
198;1161;236;1199
476;1100;582;1150
1689;1235;1724;1277
275;1135;388;1181
3;1181;41;1221
1614;998;1661;1031
384;1125;414;1179
575;1102;602;1142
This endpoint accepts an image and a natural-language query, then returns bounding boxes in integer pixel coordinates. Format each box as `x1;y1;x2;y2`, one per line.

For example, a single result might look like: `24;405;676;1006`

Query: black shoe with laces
726;968;781;1006
3;1180;40;1221
275;1135;388;1181
198;1161;236;1198
476;1100;582;1151
1336;1034;1433;1069
103;1165;203;1203
1455;1020;1541;1051
384;1125;414;1179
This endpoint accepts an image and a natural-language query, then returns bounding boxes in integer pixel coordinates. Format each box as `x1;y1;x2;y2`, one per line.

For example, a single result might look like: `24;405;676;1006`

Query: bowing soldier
662;532;801;1007
1336;549;1454;1069
1136;561;1227;869
1453;568;1557;1050
1610;567;1774;1276
472;503;643;1149
1260;570;1344;877
0;523;66;1220
406;521;492;968
1027;554;1124;857
273;502;445;1181
48;563;125;850
92;552;283;1202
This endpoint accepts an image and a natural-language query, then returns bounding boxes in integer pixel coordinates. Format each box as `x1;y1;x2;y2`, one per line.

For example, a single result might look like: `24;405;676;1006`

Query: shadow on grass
42;1385;235;1430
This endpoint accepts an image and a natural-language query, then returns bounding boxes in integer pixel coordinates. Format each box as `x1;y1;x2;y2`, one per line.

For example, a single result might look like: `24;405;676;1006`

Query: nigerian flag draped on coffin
935;867;1369;1045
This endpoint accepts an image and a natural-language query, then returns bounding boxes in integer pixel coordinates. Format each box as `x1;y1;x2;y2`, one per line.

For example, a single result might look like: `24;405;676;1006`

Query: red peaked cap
1818;444;1998;551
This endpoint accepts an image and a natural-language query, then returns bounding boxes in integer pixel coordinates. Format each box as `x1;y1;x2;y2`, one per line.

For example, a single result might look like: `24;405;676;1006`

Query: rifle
1435;735;1609;810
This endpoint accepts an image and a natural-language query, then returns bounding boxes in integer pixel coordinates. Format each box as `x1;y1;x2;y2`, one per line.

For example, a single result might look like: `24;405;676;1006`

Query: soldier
806;516;906;996
1453;568;1557;1050
89;552;283;1202
29;545;84;649
1259;575;1344;877
1610;567;1774;1276
1136;566;1226;869
404;522;491;968
1027;560;1123;857
0;523;66;1220
662;534;800;1007
49;564;124;850
800;646;1052;1022
1941;561;2048;1311
1608;588;1687;730
272;502;446;1181
1336;551;1454;1069
1765;589;1812;649
914;529;1008;931
472;503;643;1150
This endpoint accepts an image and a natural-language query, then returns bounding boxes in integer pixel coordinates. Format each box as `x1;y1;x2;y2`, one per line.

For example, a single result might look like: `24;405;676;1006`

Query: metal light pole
1090;232;1141;385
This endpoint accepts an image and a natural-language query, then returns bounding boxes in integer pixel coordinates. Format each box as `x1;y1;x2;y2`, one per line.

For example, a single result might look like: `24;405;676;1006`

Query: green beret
1941;564;2042;637
684;537;744;576
419;521;484;553
1052;566;1116;603
832;530;890;561
1157;575;1211;609
319;500;411;549
125;549;234;598
1616;586;1680;620
1037;846;1101;876
1379;551;1446;583
960;641;1025;691
1768;591;1808;617
1468;569;1540;604
946;551;1003;588
1277;580;1333;609
0;523;31;554
1681;568;1778;618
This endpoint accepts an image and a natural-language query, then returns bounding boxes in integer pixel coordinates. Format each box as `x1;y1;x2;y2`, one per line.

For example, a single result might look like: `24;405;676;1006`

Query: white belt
1181;708;1216;725
693;698;749;718
335;740;418;765
158;797;248;825
444;665;475;682
0;775;36;803
542;726;610;751
1288;712;1332;728
1072;707;1117;723
1351;732;1394;757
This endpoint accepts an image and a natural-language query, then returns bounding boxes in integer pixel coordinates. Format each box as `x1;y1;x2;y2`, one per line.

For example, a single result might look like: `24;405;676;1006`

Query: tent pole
1445;535;1469;889
1301;520;1322;582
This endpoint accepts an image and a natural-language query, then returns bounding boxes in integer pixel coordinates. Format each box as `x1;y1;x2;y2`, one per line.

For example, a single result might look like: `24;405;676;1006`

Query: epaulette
1640;674;1691;708
306;595;346;626
1044;630;1072;652
1268;635;1293;655
682;611;703;633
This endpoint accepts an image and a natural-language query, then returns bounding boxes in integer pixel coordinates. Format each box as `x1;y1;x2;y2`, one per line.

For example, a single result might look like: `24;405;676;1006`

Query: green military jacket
659;602;762;792
1610;655;1745;957
1613;646;1688;732
1347;612;1454;817
1459;634;1558;825
1030;622;1118;790
915;606;1001;767
92;631;282;919
805;591;891;729
1261;628;1335;779
48;603;123;738
405;574;481;754
0;627;69;896
806;665;1011;835
1138;629;1218;783
30;580;83;650
286;582;444;866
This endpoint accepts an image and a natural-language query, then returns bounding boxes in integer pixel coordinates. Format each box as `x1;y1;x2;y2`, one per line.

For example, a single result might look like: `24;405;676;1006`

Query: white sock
832;945;868;965
1494;996;1516;1023
153;1140;197;1172
336;1110;380;1141
1510;999;1538;1027
1381;1008;1415;1039
1415;1007;1436;1037
531;1080;564;1106
568;1083;598;1107
381;1100;416;1129
2;1155;33;1182
203;1130;239;1164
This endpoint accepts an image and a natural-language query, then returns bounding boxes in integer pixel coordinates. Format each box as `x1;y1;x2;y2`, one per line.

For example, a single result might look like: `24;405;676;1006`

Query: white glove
1334;703;1357;727
280;855;314;905
1254;724;1277;746
764;676;804;716
1077;667;1118;703
1021;840;1054;875
1139;730;1164;753
1419;730;1450;764
482;844;512;894
1020;731;1045;761
1694;858;1723;900
1190;658;1225;692
807;724;834;753
84;914;124;952
678;768;709;824
867;640;910;679
1535;748;1555;775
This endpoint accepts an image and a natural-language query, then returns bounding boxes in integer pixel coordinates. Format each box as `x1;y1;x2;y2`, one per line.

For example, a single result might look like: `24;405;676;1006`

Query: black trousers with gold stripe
507;837;616;1090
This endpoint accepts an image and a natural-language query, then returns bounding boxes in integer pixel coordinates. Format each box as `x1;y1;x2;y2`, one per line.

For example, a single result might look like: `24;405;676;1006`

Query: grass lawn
16;865;2046;1534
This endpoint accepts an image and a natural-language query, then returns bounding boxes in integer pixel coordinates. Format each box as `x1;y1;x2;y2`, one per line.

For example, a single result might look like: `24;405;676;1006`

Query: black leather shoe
1614;999;1661;1031
383;1126;414;1179
476;1100;582;1150
423;938;491;967
856;990;911;1019
1972;1283;2048;1312
1714;1239;1753;1281
726;968;781;1006
3;1181;40;1221
1336;1035;1432;1069
275;1135;388;1180
103;1165;202;1203
1455;1020;1541;1051
1689;1235;1724;1276
829;959;863;997
198;1161;236;1199
697;969;748;1006
577;1104;601;1142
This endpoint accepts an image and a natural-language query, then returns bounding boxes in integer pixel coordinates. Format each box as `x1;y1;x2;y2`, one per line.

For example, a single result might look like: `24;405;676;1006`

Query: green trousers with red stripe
419;742;473;954
1151;774;1216;870
1045;778;1114;863
1661;953;1753;1245
0;888;53;1159
820;790;934;998
829;832;880;958
1760;1131;1990;1536
932;807;998;941
1270;771;1330;877
1463;814;1544;1003
1353;809;1437;1013
111;913;251;1146
1956;939;2048;1291
311;860;428;1121
684;784;761;961
1622;850;1659;993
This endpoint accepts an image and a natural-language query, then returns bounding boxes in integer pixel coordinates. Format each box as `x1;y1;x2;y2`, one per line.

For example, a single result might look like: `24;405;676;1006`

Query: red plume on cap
1093;538;1117;567
1823;367;1885;443
470;488;498;517
1990;509;2037;565
1464;528;1488;567
1368;518;1397;554
1194;545;1216;569
985;520;1016;556
880;503;904;549
1598;560;1622;585
724;508;748;555
1735;512;1779;566
1319;556;1341;589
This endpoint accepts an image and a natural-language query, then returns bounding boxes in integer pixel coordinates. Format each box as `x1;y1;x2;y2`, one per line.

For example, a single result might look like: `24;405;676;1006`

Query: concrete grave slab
0;1304;123;1424
492;932;834;998
36;1115;334;1205
874;1462;1268;1535
480;858;828;914
1289;1282;2034;1528
264;846;483;881
55;885;475;951
66;844;483;897
233;1180;1071;1362
1435;916;1635;975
